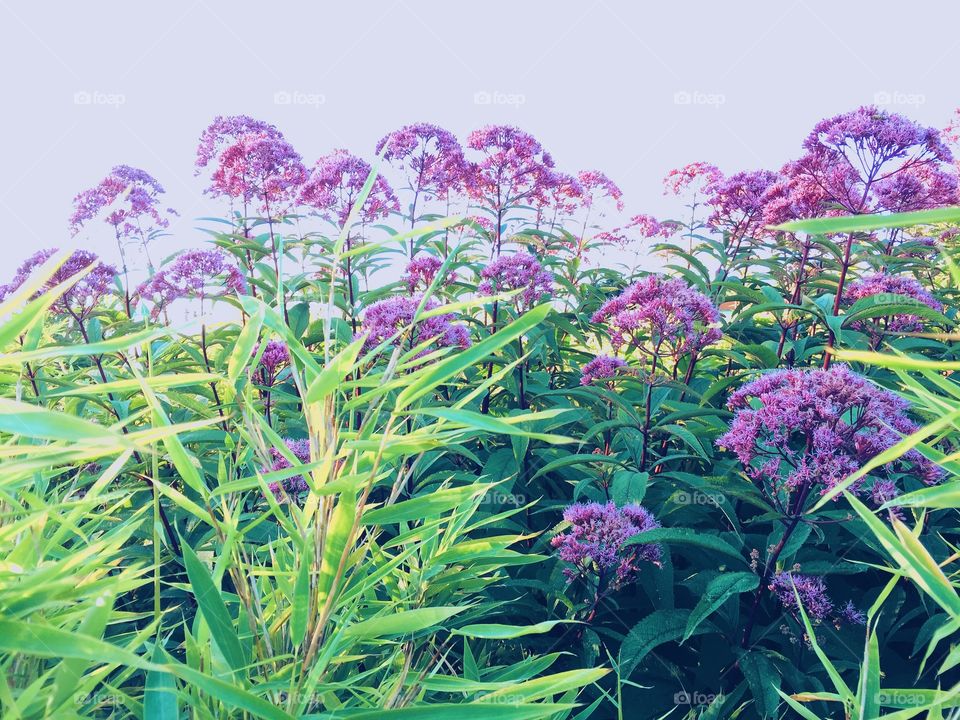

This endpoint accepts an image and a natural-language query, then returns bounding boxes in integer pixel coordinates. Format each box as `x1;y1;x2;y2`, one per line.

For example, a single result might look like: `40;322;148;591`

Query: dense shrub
2;106;960;718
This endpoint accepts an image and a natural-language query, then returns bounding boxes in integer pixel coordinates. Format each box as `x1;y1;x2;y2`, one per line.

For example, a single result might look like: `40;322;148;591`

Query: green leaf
451;620;576;639
775;206;960;234
624;527;746;565
684;572;758;641
144;643;179;720
181;540;247;673
344;606;466;639
739;651;781;719
396;304;551;410
228;306;265;384
619;609;713;678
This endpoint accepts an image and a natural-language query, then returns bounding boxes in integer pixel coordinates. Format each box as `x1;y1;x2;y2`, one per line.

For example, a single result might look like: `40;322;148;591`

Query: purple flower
375;123;468;201
591;275;722;360
477;252;553;311
576;170;625;212
533;172;584;228
551;501;661;588
844;272;943;337
717;365;944;504
209;132;307;213
465;126;557;244
134;248;246;320
782;106;953;223
770;572;865;626
0;249;117;320
300;149;399;227
70;165;176;240
704;169;778;237
195;115;284;171
663;162;723;197
580;355;631;386
402;255;456;293
265;438;312;500
255;340;289;386
359;296;471;356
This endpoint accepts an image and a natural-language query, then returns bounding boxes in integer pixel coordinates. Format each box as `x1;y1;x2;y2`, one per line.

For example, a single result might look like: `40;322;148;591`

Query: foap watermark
874;90;926;108
876;690;928;706
674;691;724;706
73;90;126;108
480;490;527;507
473;90;526;108
274;90;327;109
674;490;725;507
673;90;726;108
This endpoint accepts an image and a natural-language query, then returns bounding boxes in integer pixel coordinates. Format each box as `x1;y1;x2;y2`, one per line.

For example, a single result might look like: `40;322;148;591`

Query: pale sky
1;0;958;275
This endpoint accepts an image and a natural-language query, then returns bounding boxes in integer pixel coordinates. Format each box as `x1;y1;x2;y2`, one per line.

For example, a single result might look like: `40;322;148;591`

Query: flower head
265;438;312;500
0;249;116;319
255;340;289;386
300;149;398;226
375;123;468;199
663;162;723;197
70;165;175;240
591;275;722;360
465;125;557;214
134;248;246;319
551;501;661;588
844;273;943;337
208;132;307;211
477;252;553;311
717;365;944;502
770;572;865;626
704;169;778;236
402;255;456;292
359;296;471;356
195;115;284;171
580;355;632;386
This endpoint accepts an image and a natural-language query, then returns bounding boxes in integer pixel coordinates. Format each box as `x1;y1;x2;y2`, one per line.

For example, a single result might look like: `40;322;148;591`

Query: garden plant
3;107;960;718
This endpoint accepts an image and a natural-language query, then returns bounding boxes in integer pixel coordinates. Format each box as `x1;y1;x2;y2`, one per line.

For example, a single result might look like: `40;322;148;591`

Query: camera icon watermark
73;90;126;108
473;90;526;108
480;490;527;507
873;90;925;108
674;691;723;706
274;90;326;109
674;490;725;507
673;90;726;108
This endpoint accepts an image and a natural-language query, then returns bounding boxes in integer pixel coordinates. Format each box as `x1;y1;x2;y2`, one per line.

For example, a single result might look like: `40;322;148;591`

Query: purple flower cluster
717;365;943;506
376;123;468;200
591;275;722;360
770;572;865;626
577;170;624;212
265;438;312;500
135;248;246;319
300;149;399;226
477;252;553;311
195;115;284;171
255;339;289;386
401;255;455;292
359;296;471;355
704;169;778;237
210;132;307;211
580;355;632;386
844;272;943;335
663;162;723;197
0;249;117;320
551;501;661;588
780;106;954;219
70;165;175;240
465;125;557;217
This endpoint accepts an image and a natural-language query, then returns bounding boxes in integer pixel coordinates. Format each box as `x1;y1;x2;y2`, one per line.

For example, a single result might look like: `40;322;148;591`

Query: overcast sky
1;0;958;275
